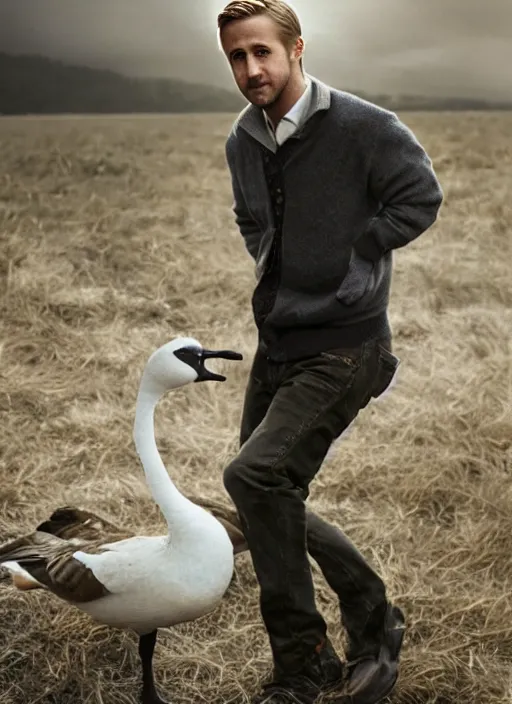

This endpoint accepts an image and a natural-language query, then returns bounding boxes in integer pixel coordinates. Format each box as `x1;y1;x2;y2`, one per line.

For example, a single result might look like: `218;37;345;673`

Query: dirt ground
0;111;511;703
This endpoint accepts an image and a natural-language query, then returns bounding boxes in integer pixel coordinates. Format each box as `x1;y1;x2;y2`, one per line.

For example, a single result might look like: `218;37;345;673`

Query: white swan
0;336;245;704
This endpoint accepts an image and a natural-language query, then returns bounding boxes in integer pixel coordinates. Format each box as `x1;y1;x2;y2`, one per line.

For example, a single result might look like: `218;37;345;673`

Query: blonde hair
218;0;303;54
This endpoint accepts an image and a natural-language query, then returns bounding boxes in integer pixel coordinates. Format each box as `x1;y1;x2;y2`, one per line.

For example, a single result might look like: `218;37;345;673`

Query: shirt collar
235;74;331;153
263;76;312;133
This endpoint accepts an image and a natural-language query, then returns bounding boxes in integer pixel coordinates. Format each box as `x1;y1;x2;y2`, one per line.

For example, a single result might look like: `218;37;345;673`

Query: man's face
220;14;300;108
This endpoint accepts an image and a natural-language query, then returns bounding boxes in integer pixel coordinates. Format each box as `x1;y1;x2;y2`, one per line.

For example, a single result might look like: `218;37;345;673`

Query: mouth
195;348;243;382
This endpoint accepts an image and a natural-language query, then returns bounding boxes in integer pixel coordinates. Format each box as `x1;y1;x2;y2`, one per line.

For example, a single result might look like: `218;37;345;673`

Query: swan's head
142;337;243;392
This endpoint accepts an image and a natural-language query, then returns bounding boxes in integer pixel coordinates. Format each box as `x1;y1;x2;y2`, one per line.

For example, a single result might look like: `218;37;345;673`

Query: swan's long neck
133;380;202;538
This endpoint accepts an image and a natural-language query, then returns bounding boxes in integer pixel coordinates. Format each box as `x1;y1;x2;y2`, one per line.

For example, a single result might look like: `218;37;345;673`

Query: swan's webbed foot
139;630;169;704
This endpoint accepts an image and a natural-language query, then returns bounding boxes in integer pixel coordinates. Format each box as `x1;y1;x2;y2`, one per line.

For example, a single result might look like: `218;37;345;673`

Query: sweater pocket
335;249;374;306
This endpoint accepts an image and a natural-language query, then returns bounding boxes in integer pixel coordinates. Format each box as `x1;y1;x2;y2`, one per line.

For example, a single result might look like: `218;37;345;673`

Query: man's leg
237;347;346;691
304;340;406;672
305;511;386;641
239;348;388;636
224;339;389;694
297;342;406;704
231;339;405;703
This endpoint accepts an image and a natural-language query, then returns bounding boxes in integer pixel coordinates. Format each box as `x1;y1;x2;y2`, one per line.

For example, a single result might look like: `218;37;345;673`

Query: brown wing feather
185;495;248;554
35;502;246;552
36;506;133;543
0;531;111;603
1;496;247;604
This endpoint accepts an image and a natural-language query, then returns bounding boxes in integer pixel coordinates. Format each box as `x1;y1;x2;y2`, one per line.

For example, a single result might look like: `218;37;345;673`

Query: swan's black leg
139;630;167;704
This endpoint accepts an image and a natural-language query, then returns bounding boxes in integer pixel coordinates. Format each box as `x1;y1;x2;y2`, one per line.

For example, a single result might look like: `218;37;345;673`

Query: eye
232;51;245;61
174;346;201;370
255;48;270;57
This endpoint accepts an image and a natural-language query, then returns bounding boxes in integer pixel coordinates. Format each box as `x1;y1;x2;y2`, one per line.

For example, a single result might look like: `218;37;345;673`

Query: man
217;1;443;703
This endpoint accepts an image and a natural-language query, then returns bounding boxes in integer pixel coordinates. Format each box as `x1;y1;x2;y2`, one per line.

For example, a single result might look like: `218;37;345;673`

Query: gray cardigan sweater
225;75;444;361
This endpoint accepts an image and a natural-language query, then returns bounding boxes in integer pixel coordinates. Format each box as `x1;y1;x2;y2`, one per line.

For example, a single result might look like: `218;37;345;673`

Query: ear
293;36;305;61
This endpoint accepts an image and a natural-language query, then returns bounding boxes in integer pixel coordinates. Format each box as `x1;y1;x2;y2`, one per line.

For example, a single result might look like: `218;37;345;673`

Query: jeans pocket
371;344;400;398
319;349;361;368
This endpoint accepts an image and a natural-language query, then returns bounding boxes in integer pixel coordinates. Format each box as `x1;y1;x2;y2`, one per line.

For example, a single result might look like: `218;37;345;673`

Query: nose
246;55;261;79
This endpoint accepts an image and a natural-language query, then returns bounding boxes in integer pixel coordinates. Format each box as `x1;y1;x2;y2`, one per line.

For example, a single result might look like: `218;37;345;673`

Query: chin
242;85;275;106
248;92;278;108
250;97;273;108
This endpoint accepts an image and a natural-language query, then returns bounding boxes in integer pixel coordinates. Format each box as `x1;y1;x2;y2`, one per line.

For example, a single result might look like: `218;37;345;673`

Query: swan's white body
1;337;236;635
75;520;234;633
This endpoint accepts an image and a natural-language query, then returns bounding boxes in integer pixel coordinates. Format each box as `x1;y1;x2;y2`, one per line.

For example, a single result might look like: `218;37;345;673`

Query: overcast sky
0;0;511;101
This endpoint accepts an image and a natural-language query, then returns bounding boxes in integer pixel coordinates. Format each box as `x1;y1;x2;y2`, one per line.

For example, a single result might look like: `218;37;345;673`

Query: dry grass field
0;110;511;704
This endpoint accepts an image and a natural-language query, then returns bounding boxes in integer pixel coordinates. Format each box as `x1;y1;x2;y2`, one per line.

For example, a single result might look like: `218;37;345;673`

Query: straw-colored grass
0;110;511;704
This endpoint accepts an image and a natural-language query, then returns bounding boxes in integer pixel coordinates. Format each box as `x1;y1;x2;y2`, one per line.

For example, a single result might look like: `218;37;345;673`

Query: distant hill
0;52;511;115
355;91;512;112
0;52;246;114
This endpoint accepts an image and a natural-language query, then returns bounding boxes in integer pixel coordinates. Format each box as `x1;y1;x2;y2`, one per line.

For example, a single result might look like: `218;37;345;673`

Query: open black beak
195;348;243;382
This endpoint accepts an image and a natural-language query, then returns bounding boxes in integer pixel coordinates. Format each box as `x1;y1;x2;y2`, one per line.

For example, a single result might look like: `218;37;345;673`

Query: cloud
0;0;511;100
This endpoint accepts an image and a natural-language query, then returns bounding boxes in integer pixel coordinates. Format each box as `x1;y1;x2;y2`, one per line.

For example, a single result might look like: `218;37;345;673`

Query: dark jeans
223;336;400;676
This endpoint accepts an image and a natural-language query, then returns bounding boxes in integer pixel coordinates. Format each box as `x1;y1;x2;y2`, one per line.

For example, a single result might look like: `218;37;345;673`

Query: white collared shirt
263;77;312;146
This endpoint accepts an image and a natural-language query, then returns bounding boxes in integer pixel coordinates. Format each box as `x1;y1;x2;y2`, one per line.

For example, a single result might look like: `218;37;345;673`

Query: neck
264;71;306;128
133;380;197;536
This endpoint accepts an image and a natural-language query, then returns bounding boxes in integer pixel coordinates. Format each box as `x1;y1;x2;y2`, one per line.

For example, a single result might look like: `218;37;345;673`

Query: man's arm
225;135;262;261
355;111;444;262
